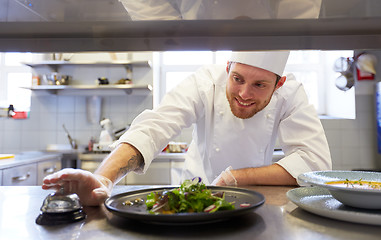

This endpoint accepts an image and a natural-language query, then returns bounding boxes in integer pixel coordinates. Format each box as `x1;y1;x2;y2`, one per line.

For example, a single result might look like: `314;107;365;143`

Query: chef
42;51;332;206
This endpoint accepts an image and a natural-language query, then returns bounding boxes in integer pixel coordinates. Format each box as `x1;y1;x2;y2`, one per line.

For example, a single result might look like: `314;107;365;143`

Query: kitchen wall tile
39;112;58;131
3;117;22;130
356;111;376;130
21;111;41;131
21;130;41;151
0;120;4;153
339;119;359;130
358;147;378;170
340;129;360;147
356;94;375;113
37;95;58;114
321;119;344;130
2;129;21;153
358;129;376;148
38;130;58;150
341;146;362;169
57;96;76;113
109;96;130;114
75;96;87;113
74;111;100;132
127;94;153;113
324;129;342;148
330;147;343;170
57;112;75;132
29;94;41;112
0;118;3;128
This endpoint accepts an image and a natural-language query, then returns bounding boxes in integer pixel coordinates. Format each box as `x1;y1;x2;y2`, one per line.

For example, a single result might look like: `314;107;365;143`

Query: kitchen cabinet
78;152;185;185
2;163;37;186
37;158;62;185
0;152;62;186
126;162;171;185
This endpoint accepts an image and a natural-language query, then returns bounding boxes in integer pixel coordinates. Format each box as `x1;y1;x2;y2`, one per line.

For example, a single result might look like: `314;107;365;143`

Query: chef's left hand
211;166;237;186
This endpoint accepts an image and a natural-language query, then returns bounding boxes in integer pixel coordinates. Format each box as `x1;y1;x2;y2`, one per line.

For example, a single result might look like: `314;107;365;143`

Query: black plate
104;186;265;225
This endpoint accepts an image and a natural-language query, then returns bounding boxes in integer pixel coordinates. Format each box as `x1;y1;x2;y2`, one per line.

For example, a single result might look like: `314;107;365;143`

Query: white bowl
298;170;381;209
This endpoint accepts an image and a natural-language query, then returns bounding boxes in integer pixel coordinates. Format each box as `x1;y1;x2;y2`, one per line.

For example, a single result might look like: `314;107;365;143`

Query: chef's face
226;62;285;119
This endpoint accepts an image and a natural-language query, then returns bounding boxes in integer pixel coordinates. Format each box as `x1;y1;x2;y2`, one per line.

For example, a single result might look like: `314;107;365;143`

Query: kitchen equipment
36;188;86;225
92;119;129;153
99;118;116;143
333;57;355;91
62;124;77;149
86;96;102;124
298;170;381;209
92;118;115;153
356;53;377;75
105;186;265;225
43;73;71;85
98;77;109;85
163;142;188;153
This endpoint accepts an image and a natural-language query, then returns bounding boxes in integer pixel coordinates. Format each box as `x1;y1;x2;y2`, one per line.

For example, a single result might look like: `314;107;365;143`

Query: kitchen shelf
2;18;381;52
23;60;151;72
23;84;153;95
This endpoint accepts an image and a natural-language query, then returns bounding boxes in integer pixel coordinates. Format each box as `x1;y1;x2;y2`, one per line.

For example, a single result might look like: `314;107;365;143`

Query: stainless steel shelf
1;18;381;52
22;60;151;72
24;84;153;95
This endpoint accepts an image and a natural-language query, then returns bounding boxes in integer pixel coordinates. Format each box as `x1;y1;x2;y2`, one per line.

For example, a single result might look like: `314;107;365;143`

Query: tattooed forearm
119;153;144;176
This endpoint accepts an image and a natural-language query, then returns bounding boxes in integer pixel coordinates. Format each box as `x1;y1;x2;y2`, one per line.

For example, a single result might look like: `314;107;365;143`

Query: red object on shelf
356;68;375;81
12;111;29;119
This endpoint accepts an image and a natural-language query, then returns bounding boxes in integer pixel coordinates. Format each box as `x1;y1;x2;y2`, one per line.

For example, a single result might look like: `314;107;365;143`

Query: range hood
1;0;381;52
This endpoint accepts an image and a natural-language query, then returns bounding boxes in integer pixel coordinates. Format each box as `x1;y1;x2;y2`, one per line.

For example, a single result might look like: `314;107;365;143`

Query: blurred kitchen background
1;0;381;185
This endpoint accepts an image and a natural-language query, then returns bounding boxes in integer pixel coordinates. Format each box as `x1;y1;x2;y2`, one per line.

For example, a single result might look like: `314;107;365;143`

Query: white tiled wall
322;94;380;171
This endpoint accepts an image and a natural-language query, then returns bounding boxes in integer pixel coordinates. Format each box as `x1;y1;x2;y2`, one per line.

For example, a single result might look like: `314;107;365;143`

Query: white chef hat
229;51;290;76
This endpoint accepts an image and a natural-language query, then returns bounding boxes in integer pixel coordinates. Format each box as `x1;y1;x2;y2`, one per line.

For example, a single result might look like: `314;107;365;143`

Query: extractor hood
0;0;381;52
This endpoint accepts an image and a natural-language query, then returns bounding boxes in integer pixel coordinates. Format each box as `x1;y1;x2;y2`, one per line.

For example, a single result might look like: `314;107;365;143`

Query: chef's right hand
42;168;113;206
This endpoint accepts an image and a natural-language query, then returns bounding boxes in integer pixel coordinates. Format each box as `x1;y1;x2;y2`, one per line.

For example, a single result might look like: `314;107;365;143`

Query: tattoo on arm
119;153;144;176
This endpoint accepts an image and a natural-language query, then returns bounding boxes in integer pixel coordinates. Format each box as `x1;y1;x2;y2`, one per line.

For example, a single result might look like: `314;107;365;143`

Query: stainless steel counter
1;185;380;240
0;151;62;169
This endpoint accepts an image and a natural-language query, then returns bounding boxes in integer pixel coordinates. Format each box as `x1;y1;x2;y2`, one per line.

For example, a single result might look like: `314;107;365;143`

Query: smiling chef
42;51;332;206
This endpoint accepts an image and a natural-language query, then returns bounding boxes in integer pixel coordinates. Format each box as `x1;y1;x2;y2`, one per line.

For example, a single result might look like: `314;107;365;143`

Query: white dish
298;170;381;209
287;187;381;226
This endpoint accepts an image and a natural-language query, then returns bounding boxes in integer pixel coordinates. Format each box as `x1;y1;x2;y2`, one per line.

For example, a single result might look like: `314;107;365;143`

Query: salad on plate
145;177;235;214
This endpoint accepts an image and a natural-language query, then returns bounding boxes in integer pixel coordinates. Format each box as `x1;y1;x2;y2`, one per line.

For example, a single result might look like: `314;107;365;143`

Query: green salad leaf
145;178;235;214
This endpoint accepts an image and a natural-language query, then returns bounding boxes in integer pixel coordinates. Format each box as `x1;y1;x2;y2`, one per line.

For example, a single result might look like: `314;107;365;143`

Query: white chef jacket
114;65;332;184
119;0;322;20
